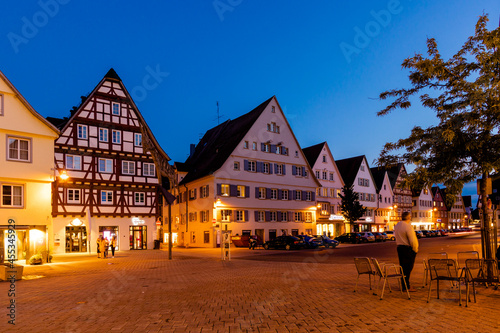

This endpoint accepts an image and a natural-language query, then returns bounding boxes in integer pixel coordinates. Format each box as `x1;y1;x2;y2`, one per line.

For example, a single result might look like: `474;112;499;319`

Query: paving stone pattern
1;249;499;333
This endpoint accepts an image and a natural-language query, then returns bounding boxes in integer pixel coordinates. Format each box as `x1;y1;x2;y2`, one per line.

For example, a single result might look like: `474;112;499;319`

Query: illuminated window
221;184;229;196
237;185;245;197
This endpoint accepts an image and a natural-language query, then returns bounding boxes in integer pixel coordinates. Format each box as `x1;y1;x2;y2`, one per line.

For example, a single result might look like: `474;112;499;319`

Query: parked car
263;236;304;250
421;230;432;237
437;229;448;236
385;231;395;241
313;235;340;248
372;232;388;242
415;230;423;238
296;235;322;249
358;232;376;243
335;233;362;244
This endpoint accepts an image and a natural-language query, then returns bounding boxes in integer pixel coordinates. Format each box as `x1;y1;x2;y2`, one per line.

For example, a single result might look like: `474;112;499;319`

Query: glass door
129;226;147;249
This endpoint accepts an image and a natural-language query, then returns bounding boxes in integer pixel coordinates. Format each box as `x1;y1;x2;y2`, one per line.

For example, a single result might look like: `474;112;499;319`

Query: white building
411;186;434;230
335;156;378;232
302;142;345;237
170;96;320;247
370;167;395;231
0;69;59;262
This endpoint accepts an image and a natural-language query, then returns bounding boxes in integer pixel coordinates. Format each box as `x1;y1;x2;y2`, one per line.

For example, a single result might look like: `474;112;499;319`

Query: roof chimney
190;144;196;158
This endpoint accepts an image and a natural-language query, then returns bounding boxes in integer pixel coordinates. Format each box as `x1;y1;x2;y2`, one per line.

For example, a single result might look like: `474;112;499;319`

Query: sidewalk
1;248;499;332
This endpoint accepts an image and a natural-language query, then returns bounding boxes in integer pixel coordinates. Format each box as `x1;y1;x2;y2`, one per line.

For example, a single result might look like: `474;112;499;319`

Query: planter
0;264;23;281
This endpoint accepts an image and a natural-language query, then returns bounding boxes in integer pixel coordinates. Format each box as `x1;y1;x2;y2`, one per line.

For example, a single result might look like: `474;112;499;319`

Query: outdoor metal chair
427;259;469;306
457;251;480;269
371;258;410;300
354;257;375;292
422;252;448;287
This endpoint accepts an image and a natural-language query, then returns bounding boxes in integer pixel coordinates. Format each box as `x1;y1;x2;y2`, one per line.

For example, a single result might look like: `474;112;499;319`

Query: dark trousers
111;246;115;256
397;245;417;289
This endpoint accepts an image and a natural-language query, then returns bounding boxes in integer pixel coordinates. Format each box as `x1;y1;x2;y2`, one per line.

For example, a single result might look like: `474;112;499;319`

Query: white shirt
394;220;419;253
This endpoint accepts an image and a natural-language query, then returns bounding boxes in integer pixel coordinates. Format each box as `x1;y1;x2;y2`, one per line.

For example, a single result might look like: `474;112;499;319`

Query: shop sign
329;215;344;221
132;217;145;225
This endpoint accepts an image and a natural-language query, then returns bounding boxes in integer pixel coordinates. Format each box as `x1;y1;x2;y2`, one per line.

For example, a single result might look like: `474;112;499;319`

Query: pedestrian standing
111;236;117;258
96;235;102;258
394;211;419;292
103;237;110;258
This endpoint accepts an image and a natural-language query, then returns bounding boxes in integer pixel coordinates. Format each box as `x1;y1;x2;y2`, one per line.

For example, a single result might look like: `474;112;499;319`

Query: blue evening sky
1;1;499;203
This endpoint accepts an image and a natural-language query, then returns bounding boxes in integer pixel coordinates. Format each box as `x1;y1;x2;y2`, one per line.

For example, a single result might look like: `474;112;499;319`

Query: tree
339;185;367;232
377;15;500;260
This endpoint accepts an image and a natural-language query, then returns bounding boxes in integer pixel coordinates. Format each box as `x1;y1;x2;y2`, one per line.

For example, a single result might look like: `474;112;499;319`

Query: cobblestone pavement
1;248;499;333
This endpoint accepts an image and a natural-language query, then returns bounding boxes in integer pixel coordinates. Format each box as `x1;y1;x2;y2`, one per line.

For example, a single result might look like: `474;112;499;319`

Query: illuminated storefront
0;225;47;262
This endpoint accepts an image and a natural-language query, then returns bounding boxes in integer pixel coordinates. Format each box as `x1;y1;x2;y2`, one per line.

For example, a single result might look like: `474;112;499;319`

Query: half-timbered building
49;69;172;253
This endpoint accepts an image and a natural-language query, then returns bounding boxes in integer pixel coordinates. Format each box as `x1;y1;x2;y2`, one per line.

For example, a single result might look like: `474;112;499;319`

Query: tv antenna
215;101;225;125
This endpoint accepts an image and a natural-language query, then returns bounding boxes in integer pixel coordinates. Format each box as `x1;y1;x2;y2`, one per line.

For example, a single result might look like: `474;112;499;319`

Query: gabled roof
56;68;169;161
335;155;365;187
0;69;59;135
46;116;69;130
179;96;274;185
302;142;326;168
369;167;386;192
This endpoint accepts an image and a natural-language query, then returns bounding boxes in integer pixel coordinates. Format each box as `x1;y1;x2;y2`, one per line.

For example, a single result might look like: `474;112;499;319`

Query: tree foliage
339;184;367;228
377;15;500;204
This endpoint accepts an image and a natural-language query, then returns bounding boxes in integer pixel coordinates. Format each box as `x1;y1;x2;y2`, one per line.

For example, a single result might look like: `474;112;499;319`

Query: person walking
394;211;419;292
111;236;117;258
